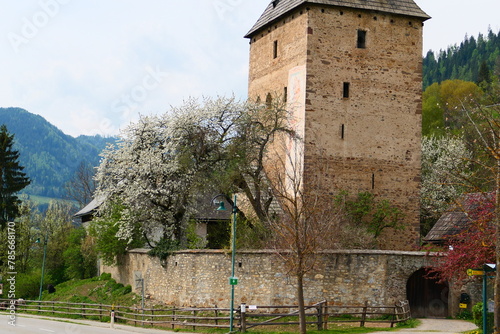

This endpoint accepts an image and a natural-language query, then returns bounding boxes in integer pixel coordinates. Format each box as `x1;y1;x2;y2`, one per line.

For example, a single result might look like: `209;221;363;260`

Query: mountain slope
0;107;116;199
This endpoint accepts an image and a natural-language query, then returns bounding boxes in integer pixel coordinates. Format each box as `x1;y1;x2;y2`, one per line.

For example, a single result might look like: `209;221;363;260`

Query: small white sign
249;305;257;310
488;300;495;313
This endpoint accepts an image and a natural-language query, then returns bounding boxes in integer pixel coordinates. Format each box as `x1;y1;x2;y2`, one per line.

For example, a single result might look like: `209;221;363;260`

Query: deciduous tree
93;96;293;257
64;161;96;208
429;99;500;332
428;193;495;284
265;140;342;334
421;135;472;235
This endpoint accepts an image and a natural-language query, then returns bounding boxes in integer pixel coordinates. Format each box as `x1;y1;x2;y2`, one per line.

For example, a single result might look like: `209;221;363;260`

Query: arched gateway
407;268;449;318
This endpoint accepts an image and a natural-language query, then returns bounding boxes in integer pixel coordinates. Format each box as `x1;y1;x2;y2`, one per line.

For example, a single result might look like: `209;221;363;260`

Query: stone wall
103;249;440;308
247;4;424;250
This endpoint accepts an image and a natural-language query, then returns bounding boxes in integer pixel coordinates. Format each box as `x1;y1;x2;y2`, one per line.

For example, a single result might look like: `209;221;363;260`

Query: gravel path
371;319;478;334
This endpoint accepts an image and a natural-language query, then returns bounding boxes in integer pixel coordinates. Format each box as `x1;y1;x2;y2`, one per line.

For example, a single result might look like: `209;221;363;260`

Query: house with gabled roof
424;192;495;245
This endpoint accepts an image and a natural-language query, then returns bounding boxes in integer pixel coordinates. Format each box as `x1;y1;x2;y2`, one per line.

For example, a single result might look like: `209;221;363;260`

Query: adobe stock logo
7;0;72;54
97;65;169;135
213;0;244;20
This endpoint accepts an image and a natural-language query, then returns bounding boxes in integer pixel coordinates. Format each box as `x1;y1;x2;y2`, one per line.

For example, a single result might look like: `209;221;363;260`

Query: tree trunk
297;272;307;334
494;158;500;334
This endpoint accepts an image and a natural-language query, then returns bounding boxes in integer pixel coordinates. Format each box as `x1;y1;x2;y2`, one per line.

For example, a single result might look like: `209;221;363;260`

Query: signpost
467;265;496;334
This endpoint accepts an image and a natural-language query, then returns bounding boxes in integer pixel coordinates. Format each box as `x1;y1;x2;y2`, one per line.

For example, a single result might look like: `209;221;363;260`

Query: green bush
15;272;53;299
148;238;180;261
100;273;112;280
456;309;473;320
473;302;493;332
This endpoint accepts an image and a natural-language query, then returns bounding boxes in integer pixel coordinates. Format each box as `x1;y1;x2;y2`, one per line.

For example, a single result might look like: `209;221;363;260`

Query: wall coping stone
128;248;439;257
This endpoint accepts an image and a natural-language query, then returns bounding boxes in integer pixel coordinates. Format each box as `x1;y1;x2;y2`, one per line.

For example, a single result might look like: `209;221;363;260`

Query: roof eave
244;1;430;39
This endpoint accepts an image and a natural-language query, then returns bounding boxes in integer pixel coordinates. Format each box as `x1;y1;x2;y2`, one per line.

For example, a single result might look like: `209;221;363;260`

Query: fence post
360;301;368;327
390;305;396;328
151;306;154;327
240;303;246;333
215;305;219;326
193;309;197;330
316;303;323;331
323;302;329;330
110;304;115;328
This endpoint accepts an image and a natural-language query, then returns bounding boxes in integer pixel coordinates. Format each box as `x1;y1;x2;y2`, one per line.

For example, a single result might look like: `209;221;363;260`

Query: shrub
472;302;493;332
100;273;112;280
456;309;473;320
15;272;53;299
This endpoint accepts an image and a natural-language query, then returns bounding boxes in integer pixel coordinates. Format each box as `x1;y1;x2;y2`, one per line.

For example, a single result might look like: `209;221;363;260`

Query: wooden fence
0;299;411;331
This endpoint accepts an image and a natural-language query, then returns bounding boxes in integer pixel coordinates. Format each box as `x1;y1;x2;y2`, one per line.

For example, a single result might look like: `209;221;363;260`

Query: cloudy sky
0;0;499;137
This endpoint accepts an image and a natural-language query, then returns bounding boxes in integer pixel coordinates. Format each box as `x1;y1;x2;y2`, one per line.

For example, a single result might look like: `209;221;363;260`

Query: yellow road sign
467;269;484;276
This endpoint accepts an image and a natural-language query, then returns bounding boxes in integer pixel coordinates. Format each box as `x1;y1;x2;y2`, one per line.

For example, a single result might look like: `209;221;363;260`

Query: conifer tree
0;125;30;227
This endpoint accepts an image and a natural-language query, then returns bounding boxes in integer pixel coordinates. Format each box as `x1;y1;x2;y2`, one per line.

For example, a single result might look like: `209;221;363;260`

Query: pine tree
478;60;492;84
0;125;30;227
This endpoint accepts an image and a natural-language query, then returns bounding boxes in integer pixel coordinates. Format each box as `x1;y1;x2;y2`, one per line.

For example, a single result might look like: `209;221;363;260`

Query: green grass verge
42;273;140;306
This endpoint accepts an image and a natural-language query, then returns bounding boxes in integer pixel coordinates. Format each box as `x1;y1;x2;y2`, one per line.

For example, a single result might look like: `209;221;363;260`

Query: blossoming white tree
93;96;293;257
421;135;472;234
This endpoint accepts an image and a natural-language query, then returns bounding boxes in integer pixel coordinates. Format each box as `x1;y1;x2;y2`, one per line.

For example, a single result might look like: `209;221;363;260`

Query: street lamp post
36;235;48;301
213;194;238;333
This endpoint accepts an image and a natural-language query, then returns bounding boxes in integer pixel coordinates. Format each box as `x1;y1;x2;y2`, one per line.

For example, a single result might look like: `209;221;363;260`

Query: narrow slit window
357;30;367;49
284;86;288;102
273;40;278;58
343;82;350;98
340;124;345;139
266;93;273;108
371;173;375;189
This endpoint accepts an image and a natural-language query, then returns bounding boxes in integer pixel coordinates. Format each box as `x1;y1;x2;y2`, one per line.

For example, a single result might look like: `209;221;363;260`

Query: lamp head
216;201;227;211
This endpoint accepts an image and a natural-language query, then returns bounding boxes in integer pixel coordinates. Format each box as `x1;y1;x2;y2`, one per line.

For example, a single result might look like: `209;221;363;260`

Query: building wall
247;5;423;250
103;249;441;308
248;7;308;102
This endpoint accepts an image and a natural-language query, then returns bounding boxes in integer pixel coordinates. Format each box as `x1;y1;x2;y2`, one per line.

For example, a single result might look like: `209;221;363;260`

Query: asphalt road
1;314;478;334
0;314;178;334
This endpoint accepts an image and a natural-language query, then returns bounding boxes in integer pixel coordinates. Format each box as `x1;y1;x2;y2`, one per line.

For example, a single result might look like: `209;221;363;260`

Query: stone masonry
103;249;436;307
246;1;430;250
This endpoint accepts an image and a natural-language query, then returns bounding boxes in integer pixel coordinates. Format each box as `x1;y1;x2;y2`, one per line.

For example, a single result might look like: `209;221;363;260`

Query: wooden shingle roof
424;193;494;244
245;0;430;38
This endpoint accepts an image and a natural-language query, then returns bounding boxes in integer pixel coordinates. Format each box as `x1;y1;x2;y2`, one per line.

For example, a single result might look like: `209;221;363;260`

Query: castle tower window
340;124;345;139
284;86;288;102
357;29;367;48
266;93;273;108
343;82;350;98
273;40;278;58
371;173;375;189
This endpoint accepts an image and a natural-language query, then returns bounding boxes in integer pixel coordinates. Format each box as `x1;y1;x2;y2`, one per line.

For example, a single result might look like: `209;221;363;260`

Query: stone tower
245;0;430;250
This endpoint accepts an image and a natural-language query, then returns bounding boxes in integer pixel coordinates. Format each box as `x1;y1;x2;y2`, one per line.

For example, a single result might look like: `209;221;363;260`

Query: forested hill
423;28;500;88
0;107;116;199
